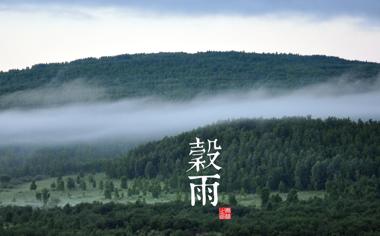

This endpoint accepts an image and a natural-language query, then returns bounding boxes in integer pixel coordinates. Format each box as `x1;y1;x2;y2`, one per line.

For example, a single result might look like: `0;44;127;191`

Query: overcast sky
0;0;379;71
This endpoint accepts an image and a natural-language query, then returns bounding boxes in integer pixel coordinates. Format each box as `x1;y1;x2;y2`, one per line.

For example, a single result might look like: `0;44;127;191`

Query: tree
114;188;120;199
295;160;310;190
57;178;65;191
144;161;155;179
278;181;287;193
41;188;50;206
0;175;11;188
76;175;81;185
36;189;50;206
79;180;87;191
35;192;42;201
103;180;115;200
30;180;37;190
104;189;112;199
66;177;76;190
311;161;327;190
267;167;282;190
228;194;238;205
121;176;128;189
88;175;96;188
260;187;270;206
286;189;298;203
127;188;133;197
106;181;114;192
270;194;282;203
151;183;161;199
88;174;95;183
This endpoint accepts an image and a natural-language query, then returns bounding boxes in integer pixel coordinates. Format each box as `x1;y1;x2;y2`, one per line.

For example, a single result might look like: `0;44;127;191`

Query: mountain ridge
1;51;379;105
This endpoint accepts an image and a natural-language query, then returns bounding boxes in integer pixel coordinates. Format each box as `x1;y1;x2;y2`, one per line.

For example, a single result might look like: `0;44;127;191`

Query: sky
0;0;380;71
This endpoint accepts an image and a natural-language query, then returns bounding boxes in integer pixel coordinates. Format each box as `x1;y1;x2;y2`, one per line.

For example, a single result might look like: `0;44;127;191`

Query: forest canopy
0;52;379;108
106;117;380;193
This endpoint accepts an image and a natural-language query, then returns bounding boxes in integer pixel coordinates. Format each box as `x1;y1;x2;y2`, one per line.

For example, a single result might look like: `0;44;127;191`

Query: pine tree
121;176;128;189
35;192;42;201
286;189;298;203
57;178;65;191
260;187;270;206
30;180;37;191
228;194;238;205
79;180;87;191
66;177;76;190
278;181;287;193
41;188;50;206
104;188;112;199
114;188;120;199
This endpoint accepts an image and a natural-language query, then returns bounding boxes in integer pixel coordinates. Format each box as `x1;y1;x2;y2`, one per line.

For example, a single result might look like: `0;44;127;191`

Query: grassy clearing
235;191;325;207
0;173;178;207
0;173;325;208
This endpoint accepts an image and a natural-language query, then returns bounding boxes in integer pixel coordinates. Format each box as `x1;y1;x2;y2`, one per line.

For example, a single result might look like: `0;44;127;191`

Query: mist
0;79;379;146
0;80;107;108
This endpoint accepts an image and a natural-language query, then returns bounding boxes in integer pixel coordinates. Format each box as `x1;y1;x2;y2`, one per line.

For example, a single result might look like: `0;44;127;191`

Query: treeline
29;174;164;204
2;117;379;193
1;52;379;106
106;117;380;193
0;143;132;179
0;177;379;236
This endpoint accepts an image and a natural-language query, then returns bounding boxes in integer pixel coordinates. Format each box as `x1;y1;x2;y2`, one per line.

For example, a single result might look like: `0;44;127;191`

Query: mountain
1;51;379;107
0;52;379;180
106;117;380;193
3;116;379;186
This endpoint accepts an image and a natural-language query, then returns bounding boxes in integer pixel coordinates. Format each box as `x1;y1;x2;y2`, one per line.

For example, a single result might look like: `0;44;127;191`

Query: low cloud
0;78;379;146
0;80;107;109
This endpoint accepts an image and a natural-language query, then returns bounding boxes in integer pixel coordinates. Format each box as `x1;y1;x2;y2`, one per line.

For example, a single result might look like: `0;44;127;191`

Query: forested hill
1;52;380;102
106;117;380;193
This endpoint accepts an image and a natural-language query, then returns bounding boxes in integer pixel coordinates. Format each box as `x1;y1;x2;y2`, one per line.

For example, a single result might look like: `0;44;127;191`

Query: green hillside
2;117;379;195
107;117;380;193
1;118;379;235
1;52;379;105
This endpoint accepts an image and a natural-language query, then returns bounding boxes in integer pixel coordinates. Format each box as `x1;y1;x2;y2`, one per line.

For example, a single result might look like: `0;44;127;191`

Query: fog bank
0;81;380;145
0;82;379;145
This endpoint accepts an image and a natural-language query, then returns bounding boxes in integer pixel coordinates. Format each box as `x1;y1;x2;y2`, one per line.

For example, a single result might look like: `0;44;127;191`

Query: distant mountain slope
106;117;380;193
1;52;379;102
1;117;379;186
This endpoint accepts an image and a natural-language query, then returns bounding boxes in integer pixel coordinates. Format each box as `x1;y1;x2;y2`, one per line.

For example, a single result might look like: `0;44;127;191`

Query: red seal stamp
219;207;232;220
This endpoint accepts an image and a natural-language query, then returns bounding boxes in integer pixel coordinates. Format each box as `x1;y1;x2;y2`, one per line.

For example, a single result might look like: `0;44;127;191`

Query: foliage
0;184;379;236
30;180;37;191
1;52;379;107
107;117;380;194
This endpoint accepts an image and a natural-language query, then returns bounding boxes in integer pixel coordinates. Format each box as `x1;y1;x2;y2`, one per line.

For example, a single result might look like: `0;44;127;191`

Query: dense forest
1;117;379;195
0;118;379;235
1;52;380;235
1;175;379;236
1;0;379;232
106;117;380;193
0;52;379;107
0;143;132;178
1;117;379;192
